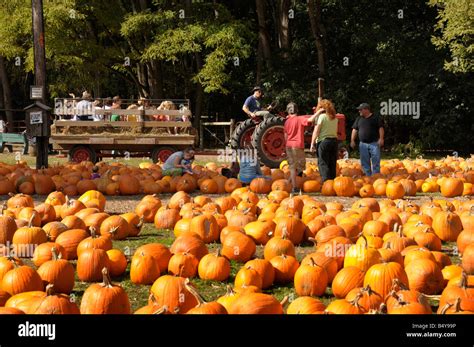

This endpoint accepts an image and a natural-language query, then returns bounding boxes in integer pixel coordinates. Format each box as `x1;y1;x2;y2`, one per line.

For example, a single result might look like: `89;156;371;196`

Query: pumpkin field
0;155;472;315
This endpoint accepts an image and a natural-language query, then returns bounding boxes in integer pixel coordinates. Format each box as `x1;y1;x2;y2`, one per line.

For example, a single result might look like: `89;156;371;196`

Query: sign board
30;111;43;124
30;86;44;100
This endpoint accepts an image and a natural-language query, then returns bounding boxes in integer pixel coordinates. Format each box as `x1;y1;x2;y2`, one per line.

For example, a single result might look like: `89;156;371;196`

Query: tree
429;0;474;73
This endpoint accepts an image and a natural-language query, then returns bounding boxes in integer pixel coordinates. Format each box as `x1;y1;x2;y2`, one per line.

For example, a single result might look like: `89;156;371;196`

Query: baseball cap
356;103;370;110
252;86;262;93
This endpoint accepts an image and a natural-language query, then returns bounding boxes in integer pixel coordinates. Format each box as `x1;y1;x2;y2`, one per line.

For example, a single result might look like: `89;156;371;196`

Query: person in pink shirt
284;102;324;192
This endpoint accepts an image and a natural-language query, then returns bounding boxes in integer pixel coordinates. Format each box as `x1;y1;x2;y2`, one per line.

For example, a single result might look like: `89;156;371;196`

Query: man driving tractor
242;86;272;121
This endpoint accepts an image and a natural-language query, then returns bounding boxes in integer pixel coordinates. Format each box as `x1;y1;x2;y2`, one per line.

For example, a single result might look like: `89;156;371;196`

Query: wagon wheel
251;116;287;168
69;146;97;164
152;146;176;164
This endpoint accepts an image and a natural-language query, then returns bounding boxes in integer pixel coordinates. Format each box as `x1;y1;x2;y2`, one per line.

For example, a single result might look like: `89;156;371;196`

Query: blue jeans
359;141;380;176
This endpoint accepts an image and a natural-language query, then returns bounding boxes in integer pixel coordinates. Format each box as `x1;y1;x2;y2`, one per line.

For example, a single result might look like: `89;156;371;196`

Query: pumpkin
440;178;464;197
224;178;242;193
118;175;140;195
363;262;408;299
345;285;384;312
244;219;275;245
170;235;208;261
249;177;272;194
438;272;474;313
78;190;106;212
331;266;365;299
385;181;405;200
185;279;227;314
106;249;128;277
432;211;463;241
55;229;89;260
457;229;474;255
77;248;110;282
221;231;256;263
227;293;283;314
37;247;75;294
198;250;231;282
386;290;432;314
462;243;474;275
168;252;199;278
83;212;110;232
77;227;113;257
2;265;43;295
405;258;444;295
270;254;300;284
34;203;57;225
135;196;162;223
245;258;275;289
61;215;86;230
314;225;346;245
7;193;34;209
325;295;365;314
100;215;129;240
150;275;198;314
273;216;306;245
12;223;47;257
403;247;436;267
32;242;65;267
294;257;328;296
333;177;355;197
0;215;17;245
286;296;326;314
80;268;131;314
343;236;381;272
189;214;219;243
26;284;79;314
131;251;161;285
154;206;181;230
235;266;263;289
59;198;86;219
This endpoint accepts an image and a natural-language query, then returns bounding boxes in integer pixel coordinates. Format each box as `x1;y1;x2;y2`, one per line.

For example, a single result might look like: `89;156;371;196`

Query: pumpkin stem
27;212;36;228
184;278;205;306
307;237;317;247
100;267;113;288
439;301;454;315
45;283;55;296
90;226;97;238
280;295;289;307
281;225;289;240
136;216;144;230
51;247;59;261
152;305;170;315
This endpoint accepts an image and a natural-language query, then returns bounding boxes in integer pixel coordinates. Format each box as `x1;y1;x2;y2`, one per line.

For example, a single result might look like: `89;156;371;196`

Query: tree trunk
277;0;290;58
307;0;326;78
255;0;273;68
256;39;263;85
194;53;204;136
0;56;14;132
147;60;164;99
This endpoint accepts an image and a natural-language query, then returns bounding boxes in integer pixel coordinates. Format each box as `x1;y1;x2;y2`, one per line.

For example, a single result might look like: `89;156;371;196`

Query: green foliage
429;0;474;73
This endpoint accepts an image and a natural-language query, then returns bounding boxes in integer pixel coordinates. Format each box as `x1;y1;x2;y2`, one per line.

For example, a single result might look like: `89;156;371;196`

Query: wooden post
32;0;48;169
318;77;324;102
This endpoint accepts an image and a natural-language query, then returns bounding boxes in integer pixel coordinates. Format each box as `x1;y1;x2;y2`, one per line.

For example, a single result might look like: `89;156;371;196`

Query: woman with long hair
310;99;338;182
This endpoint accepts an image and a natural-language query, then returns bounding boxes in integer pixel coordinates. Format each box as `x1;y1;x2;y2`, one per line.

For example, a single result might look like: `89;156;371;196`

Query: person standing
310;99;338;182
350;103;385;176
242;86;272;120
284;102;321;192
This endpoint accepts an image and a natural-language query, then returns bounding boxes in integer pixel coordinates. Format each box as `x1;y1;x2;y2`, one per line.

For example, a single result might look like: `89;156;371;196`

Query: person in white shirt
0;119;7;133
76;91;93;121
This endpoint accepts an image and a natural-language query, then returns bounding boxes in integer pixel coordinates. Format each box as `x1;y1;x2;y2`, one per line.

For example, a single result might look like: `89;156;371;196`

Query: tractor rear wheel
251;116;286;168
229;119;257;150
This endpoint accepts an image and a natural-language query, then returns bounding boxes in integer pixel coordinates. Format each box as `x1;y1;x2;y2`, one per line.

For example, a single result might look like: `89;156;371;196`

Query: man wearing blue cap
350;103;385;176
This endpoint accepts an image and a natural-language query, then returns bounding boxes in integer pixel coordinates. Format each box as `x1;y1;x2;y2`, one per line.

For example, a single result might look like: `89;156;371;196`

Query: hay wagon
50;98;198;163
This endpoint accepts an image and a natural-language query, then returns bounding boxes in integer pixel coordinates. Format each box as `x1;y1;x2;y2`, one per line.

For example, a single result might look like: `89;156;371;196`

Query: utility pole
31;0;49;169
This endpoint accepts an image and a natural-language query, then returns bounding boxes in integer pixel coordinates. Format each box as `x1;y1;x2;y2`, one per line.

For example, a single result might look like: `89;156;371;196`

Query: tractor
230;106;346;168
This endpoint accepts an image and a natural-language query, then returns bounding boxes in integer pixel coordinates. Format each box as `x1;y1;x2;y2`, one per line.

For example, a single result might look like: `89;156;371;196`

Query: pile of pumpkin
0;184;472;314
0;155;472;197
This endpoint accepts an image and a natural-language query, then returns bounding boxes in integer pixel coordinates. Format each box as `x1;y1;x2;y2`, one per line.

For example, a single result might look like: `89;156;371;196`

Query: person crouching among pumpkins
161;147;195;176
